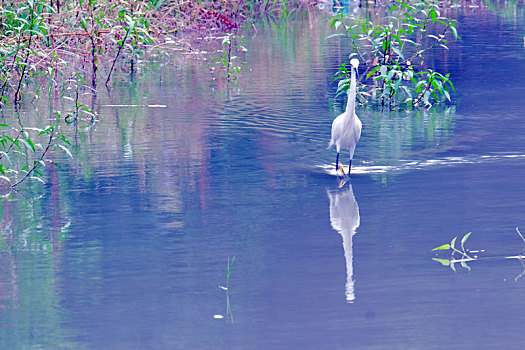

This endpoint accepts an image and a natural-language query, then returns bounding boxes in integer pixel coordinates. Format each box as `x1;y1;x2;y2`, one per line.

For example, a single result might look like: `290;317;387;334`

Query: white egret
329;58;362;175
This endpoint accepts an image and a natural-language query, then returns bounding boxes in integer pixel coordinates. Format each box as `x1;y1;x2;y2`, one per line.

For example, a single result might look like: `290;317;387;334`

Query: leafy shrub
330;0;460;109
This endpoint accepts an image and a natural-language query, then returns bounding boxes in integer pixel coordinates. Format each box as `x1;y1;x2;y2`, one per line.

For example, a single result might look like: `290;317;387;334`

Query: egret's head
350;58;360;70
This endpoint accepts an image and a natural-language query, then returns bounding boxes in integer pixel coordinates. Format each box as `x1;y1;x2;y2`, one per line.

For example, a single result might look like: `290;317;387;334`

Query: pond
1;2;525;349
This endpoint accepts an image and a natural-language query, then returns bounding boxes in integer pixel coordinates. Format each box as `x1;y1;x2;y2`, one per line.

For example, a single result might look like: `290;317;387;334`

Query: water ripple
317;153;525;176
210;98;330;140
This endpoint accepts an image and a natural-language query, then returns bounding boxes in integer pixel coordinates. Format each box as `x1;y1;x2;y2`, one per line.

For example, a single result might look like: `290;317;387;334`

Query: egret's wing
353;116;362;145
330;114;344;147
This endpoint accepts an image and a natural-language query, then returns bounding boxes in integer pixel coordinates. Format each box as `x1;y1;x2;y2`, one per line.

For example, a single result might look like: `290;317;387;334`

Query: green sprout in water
432;232;476;271
226;255;235;290
432;228;525;273
203;34;248;87
217;256;235;323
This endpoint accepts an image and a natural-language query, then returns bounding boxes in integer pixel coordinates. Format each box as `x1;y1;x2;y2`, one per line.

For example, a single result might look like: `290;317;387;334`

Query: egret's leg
335;153;340;171
348;159;353;174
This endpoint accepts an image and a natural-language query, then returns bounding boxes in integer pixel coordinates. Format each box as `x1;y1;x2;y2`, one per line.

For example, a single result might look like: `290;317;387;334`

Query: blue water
1;3;525;349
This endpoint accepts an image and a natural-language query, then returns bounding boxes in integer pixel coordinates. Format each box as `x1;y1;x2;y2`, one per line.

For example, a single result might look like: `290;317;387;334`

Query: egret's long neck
345;66;357;117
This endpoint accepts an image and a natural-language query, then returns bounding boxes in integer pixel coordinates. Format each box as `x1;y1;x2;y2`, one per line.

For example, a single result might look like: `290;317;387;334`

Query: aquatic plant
432;228;525;273
219;255;236;291
0;1;136;188
330;0;460;109
104;1;154;85
432;232;474;271
203;33;248;87
0;0;154;97
201;32;249;89
217;255;235;322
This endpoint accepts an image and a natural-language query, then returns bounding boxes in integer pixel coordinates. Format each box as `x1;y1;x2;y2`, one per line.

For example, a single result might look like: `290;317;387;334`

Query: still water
2;3;525;349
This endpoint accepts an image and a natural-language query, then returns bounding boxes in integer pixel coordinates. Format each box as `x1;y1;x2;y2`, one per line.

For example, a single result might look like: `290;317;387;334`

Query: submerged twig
14;34;33;107
106;28;130;86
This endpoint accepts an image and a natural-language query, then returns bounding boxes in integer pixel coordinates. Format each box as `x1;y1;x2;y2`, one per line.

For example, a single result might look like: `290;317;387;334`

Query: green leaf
55;144;72;158
39;126;54;136
77;72;86;85
401;38;417;46
30;176;45;184
60;134;71;146
5;136;21;150
432;258;450;266
0;151;12;167
386;69;396;82
380;65;387;77
444;90;451;102
393;78;401;92
366;66;381;79
326;33;345;39
400;85;412;98
335;79;350;96
461;261;471;271
450;236;457;250
26;137;35;152
450;24;460;40
447;80;456;93
461;232;472;250
432;244;450;251
434;80;444;93
429;9;437;23
388;32;400;47
392;46;405;60
423;90;431;104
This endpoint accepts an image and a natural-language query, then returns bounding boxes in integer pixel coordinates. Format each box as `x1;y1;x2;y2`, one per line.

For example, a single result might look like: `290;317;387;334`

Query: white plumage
328;58;362;174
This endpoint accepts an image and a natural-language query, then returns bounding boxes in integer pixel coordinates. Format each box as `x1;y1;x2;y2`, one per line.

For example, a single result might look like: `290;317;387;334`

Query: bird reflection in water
327;183;360;302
